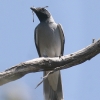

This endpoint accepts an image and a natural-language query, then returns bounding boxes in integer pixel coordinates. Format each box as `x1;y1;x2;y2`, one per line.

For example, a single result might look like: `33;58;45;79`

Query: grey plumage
30;6;65;100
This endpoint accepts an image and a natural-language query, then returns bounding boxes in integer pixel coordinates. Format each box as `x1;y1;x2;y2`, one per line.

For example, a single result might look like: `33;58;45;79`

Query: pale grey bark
0;39;100;86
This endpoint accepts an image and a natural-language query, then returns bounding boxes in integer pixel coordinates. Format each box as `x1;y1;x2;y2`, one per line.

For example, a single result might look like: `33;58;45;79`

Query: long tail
43;71;64;100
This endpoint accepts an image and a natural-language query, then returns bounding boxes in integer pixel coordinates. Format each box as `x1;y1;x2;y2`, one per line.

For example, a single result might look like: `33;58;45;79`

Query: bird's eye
41;8;45;11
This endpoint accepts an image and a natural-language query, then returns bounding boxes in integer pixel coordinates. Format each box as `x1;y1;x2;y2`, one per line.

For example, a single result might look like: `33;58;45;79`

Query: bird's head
30;6;51;22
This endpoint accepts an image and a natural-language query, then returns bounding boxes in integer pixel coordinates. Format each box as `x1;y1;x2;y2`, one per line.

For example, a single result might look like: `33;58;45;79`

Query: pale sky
0;0;100;100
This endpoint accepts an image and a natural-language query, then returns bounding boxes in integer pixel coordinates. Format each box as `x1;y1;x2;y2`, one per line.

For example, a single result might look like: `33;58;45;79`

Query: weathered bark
0;39;100;86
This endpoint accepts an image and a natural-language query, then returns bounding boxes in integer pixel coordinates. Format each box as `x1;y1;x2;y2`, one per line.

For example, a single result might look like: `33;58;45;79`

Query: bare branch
0;39;100;86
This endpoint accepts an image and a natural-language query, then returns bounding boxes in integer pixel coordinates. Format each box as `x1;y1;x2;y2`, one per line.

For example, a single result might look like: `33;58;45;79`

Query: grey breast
36;22;62;57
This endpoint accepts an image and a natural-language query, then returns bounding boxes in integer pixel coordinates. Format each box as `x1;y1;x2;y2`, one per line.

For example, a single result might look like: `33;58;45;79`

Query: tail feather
43;71;64;100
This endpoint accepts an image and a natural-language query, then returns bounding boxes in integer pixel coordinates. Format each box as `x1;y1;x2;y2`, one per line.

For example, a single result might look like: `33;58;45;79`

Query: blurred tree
1;83;33;100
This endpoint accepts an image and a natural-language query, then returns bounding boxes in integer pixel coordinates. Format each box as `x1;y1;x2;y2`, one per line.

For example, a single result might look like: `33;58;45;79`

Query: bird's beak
30;7;37;12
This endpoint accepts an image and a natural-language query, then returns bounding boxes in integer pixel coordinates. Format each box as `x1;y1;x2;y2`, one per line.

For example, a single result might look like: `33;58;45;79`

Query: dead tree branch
0;39;100;86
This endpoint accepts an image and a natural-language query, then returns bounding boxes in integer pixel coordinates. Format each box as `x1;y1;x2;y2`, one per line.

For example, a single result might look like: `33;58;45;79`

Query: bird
30;6;65;100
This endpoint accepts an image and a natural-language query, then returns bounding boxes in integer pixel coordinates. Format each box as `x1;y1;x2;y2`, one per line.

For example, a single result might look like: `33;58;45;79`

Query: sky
0;0;100;100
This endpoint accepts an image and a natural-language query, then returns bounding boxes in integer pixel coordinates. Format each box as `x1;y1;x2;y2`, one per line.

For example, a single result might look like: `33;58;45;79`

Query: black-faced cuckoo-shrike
30;6;65;100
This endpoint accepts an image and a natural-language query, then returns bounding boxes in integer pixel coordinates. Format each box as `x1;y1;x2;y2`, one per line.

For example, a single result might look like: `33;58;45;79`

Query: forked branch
0;39;100;86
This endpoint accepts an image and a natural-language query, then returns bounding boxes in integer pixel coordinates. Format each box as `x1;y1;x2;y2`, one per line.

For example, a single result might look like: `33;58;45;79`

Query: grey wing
34;27;41;57
57;23;65;56
43;23;65;100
